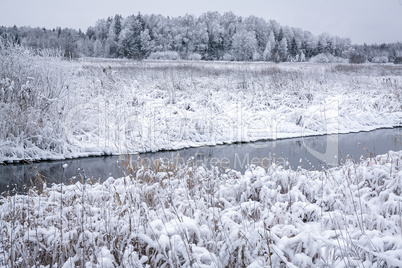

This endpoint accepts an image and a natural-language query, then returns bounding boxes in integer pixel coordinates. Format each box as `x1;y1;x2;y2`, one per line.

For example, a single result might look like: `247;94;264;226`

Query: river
1;127;401;193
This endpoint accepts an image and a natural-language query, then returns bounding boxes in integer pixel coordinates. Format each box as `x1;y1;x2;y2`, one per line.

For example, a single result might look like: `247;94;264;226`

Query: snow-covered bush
148;51;180;60
0;41;73;162
309;53;347;63
371;56;388;63
222;52;233;61
187;53;202;61
309;53;330;63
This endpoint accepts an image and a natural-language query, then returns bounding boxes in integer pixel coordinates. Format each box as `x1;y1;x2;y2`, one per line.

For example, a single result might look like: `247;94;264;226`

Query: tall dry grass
0;41;74;162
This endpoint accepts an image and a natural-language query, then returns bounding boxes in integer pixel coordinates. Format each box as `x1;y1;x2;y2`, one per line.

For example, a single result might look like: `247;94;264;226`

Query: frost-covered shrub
371;56;388;63
309;53;329;63
222;53;233;61
187;53;202;61
0;41;72;162
309;53;347;63
148;51;180;60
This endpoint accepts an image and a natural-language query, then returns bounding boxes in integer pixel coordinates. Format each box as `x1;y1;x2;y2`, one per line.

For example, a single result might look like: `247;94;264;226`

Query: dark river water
1;128;401;193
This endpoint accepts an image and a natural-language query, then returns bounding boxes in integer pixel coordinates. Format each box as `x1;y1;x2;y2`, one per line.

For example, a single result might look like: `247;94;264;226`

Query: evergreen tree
276;28;284;42
316;40;324;54
113;15;122;41
106;15;123;57
278;38;288;61
289;37;298;58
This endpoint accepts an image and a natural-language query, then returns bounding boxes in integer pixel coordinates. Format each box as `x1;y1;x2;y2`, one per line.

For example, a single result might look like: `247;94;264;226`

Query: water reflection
1;128;401;193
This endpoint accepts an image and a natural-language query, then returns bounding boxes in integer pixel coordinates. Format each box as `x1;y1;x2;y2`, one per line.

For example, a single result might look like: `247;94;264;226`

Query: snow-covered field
1;150;402;267
1;48;402;162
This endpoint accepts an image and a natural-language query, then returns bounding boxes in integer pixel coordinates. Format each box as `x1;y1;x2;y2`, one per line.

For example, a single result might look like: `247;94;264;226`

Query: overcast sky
1;0;401;44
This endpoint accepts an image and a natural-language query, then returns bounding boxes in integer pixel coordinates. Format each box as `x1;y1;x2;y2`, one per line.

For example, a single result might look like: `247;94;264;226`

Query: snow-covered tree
243;15;270;54
0;11;362;62
140;29;154;57
289;37;298;59
232;28;257;61
118;13;146;59
221;12;240;54
200;12;224;60
279;38;288;61
93;39;104;57
106;15;123;57
263;31;275;61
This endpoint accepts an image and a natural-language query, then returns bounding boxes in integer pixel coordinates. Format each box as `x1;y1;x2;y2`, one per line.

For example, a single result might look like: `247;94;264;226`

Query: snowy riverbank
1;56;402;163
1;150;402;267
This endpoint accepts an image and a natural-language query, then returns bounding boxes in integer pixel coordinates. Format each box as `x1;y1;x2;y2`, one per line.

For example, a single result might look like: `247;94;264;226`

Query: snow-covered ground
1;150;401;267
1;55;402;163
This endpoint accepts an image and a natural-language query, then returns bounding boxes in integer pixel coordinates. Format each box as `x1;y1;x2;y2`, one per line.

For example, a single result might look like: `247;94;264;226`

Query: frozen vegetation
1;151;402;267
1;42;402;267
0;43;402;163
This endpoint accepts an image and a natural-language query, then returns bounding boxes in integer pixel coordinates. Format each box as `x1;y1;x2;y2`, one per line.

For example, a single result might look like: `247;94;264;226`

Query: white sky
1;0;401;44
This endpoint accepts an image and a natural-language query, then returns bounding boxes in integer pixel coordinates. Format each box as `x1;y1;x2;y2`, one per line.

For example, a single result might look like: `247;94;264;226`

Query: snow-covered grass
1;44;402;162
1;150;401;267
58;59;402;155
0;42;75;162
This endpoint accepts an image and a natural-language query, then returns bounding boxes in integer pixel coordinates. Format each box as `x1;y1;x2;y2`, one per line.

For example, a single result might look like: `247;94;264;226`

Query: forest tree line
1;11;402;63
